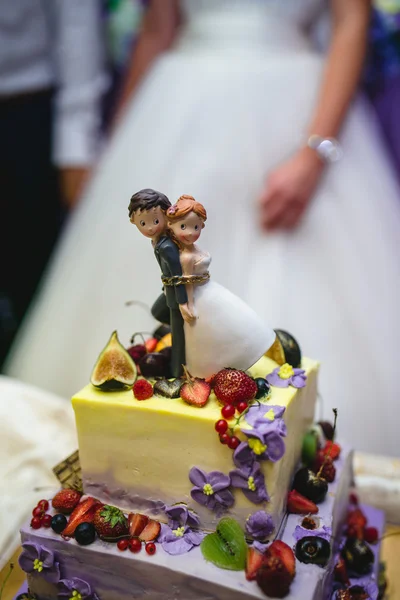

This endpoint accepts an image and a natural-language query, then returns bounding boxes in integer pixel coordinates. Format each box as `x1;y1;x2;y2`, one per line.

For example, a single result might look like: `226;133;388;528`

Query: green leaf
201;517;247;571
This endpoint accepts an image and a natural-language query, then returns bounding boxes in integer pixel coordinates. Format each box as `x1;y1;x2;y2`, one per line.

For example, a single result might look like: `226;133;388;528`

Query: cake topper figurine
128;189;193;378
166;195;276;378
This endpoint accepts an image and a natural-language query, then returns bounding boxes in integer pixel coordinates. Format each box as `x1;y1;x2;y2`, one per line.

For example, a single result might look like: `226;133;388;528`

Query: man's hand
179;303;196;324
60;167;91;210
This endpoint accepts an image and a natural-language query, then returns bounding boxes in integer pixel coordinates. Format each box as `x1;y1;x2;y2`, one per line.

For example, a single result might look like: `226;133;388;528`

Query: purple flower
19;543;60;584
58;578;99;600
158;523;204;555
245;404;286;429
164;503;200;529
243;427;286;463
266;364;307;388
293;525;332;543
229;462;269;504
189;467;234;513
245;511;274;540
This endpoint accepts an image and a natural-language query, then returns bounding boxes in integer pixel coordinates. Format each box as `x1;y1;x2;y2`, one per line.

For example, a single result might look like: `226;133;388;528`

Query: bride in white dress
4;0;400;458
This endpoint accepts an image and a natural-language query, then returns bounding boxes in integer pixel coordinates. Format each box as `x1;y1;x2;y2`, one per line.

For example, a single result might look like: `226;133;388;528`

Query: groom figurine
128;188;194;378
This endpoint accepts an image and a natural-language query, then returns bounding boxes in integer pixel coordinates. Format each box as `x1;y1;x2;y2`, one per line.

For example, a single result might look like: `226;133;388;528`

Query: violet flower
189;467;234;513
58;578;99;600
266;364;307;388
158;523;204;555
245;404;286;429
19;543;60;584
164;503;200;529
229;462;269;504
243;427;286;462
245;511;274;540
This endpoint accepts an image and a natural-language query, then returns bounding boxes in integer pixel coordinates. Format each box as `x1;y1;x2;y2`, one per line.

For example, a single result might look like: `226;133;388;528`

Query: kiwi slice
90;330;137;390
201;517;247;571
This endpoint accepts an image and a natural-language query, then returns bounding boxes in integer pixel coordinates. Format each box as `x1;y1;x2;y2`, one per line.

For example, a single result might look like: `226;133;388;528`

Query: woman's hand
259;147;325;231
179;302;197;324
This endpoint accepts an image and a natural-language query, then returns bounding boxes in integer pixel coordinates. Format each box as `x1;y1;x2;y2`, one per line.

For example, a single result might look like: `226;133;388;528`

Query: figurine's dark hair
128;188;171;218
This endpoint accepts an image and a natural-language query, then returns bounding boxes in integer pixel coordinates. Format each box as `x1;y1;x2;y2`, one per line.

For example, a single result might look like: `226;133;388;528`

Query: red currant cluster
214;401;248;449
117;537;156;555
31;499;52;529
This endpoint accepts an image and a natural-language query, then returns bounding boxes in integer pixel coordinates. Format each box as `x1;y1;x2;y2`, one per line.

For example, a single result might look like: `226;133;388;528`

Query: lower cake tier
72;355;319;531
18;445;385;600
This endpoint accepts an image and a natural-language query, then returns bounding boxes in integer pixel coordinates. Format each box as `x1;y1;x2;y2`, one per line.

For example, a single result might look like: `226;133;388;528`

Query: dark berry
51;513;68;534
219;433;230;445
215;419;228;434
145;542;156;555
75;522;96;546
42;514;52;528
37;499;49;511
341;538;374;576
221;404;235;419
254;377;270;399
128;538;142;553
117;539;129;551
317;420;334;441
295;536;331;567
227;436;240;449
30;517;42;529
292;467;328;504
237;401;248;414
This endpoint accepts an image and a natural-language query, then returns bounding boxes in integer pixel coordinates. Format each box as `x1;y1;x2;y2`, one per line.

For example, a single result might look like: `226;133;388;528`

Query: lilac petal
229;469;248;489
214;488;235;508
253;541;269;553
41;547;55;568
264;432;285;462
265;369;290;387
186;510;201;528
18;554;34;574
165;505;186;523
290;374;307;388
190;488;208;507
233;442;255;468
245;404;268;427
208;471;231;492
42;562;60;584
158;523;172;543
189;467;207;487
72;578;92;597
242;487;268;504
20;542;39;561
184;529;204;545
293;368;306;376
162;537;193;555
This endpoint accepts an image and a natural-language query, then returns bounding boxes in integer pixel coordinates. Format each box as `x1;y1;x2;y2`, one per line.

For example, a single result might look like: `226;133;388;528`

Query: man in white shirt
0;0;108;366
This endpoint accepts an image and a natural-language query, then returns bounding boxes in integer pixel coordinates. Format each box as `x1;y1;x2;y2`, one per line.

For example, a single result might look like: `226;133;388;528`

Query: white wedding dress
5;0;400;457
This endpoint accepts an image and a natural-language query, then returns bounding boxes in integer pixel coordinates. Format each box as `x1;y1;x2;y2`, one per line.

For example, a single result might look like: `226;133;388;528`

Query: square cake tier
73;356;319;531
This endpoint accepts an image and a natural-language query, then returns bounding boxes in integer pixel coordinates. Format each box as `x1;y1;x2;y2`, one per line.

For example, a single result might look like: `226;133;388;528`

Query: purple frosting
158;523;204;555
189;467;234;513
19;542;60;584
245;511;274;540
58;578;100;600
245;404;286;429
293;526;332;543
229;462;269;504
164;504;200;529
266;366;307;388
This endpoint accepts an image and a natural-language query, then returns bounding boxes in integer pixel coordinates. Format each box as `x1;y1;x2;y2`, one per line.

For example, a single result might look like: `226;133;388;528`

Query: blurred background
1;0;400;588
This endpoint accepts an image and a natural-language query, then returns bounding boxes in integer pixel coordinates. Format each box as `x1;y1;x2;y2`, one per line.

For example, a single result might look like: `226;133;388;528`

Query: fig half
91;330;137;390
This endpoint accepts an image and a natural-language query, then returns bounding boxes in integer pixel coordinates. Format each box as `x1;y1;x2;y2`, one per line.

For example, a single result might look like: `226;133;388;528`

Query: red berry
220;433;230;445
349;492;359;505
237;401;248;414
30;517;42;529
128;538;142;553
145;542;156;555
228;436;240;450
133;379;153;401
364;527;379;544
215;419;228;434
42;514;52;528
37;499;49;511
117;539;129;551
221;404;235;419
32;506;44;518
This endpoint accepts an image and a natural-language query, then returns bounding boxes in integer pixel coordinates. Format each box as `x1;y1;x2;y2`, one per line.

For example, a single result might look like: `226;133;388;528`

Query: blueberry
295;535;331;567
75;522;96;545
51;514;67;534
254;377;270;399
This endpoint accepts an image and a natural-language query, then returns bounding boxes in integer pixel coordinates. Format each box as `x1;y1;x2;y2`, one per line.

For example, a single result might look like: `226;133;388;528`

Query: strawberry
145;338;158;353
133;379;153;400
364;527;378;544
321;440;341;461
346;523;364;540
180;367;211;407
246;547;265;581
138;519;161;542
62;497;103;537
128;513;149;537
93;505;129;541
52;489;82;514
256;541;295;598
334;557;350;585
347;507;367;529
287;490;318;514
214;369;258;406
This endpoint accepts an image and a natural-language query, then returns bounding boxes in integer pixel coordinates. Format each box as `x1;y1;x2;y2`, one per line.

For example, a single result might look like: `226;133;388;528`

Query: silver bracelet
307;135;343;163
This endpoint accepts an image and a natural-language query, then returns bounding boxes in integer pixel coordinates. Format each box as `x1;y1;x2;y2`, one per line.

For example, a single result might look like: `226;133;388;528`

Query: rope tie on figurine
161;272;210;286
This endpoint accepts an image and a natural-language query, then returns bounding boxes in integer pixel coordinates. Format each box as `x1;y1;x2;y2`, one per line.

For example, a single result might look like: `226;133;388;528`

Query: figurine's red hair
167;195;207;222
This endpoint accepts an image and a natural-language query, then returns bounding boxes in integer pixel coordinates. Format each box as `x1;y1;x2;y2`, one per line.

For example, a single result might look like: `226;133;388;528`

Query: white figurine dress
5;0;400;457
183;250;275;378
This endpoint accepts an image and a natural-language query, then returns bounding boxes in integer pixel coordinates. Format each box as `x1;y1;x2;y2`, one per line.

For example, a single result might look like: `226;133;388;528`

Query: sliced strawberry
62;497;103;537
180;378;211;407
347;507;367;529
322;440;341;460
128;513;149;537
246;547;265;581
138;519;161;542
334;557;350;585
287;490;318;515
267;540;296;578
52;489;82;514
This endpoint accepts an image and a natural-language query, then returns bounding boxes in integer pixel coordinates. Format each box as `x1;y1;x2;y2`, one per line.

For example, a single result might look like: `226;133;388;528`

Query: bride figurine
167;196;276;378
